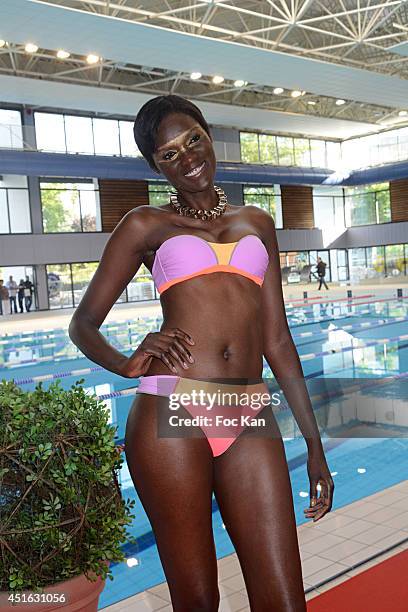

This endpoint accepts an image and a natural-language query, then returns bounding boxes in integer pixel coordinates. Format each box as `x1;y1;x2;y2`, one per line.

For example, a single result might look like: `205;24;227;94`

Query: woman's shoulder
232;204;276;227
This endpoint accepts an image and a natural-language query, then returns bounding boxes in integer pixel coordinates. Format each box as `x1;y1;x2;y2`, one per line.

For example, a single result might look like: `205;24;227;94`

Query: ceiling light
234;79;247;88
25;43;38;53
190;71;202;80
0;40;6;48
291;90;302;98
336;99;346;106
307;100;317;106
57;49;70;59
273;87;284;95
398;110;407;117
86;54;100;64
212;75;224;84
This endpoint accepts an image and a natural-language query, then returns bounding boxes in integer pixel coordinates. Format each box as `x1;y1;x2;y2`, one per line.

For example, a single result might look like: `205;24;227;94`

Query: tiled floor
100;479;408;611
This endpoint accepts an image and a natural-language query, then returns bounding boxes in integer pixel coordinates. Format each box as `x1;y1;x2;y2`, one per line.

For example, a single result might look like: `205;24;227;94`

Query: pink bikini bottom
136;375;271;457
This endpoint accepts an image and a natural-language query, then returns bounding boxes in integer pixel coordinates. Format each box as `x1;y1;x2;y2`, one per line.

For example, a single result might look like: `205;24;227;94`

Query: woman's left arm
256;208;334;521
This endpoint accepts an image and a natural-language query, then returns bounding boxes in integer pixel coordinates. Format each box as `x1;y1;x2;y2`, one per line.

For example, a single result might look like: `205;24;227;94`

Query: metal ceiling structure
1;0;408;125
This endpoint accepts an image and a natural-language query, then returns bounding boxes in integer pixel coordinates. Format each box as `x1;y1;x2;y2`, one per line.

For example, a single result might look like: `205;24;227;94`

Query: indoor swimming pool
1;294;408;608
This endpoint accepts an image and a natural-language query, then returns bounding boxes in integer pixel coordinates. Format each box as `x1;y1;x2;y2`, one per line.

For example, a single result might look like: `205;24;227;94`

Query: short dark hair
133;95;211;173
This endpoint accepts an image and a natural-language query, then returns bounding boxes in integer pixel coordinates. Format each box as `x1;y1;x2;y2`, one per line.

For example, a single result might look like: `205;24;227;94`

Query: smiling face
152;112;216;192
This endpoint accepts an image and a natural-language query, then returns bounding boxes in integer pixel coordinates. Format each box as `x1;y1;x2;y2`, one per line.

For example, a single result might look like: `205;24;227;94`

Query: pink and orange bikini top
151;233;269;295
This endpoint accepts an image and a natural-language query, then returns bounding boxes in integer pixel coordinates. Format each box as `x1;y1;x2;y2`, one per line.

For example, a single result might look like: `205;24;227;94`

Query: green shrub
0;379;136;592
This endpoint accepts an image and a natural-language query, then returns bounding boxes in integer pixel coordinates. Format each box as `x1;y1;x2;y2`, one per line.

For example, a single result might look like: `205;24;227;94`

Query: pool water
1;295;407;608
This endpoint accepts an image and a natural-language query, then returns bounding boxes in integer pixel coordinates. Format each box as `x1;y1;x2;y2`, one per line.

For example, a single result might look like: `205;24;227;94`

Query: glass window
335;249;349;282
310;139;326;167
243;185;282;227
0;176;31;234
376;188;391;223
366;134;380;167
93;119;120;156
65;115;94;154
334;196;345;229
276;136;294;166
119;121;140;157
0;190;9;233
378;131;398;164
127;264;156;301
397;127;408;161
344;183;391;226
0;109;23;149
240;132;259;163
259;134;278;164
1;174;28;188
40;181;100;233
78;186;101;231
344;184;388;226
41;183;81;232
293;138;311;167
35;113;66;152
47;264;73;309
8;189;31;233
347;191;376;226
366;246;385;278
385;244;405;277
71;262;98;307
326;141;341;170
148;182;174;206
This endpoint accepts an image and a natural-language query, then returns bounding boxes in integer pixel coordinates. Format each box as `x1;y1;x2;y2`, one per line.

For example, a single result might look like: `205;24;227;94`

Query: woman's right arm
69;207;195;378
68;207;151;377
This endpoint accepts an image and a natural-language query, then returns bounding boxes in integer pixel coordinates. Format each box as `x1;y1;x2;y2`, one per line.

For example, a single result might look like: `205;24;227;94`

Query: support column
22;106;44;234
34;264;49;311
28;177;43;234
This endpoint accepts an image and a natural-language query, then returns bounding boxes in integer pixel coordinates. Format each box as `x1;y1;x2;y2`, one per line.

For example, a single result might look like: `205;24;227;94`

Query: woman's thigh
213;412;306;612
125;393;219;609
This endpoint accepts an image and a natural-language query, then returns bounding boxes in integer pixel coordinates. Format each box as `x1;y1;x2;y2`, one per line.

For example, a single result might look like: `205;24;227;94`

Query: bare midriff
144;272;264;380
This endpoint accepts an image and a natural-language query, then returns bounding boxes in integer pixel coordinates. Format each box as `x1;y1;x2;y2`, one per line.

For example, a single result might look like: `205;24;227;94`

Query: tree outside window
41;182;101;233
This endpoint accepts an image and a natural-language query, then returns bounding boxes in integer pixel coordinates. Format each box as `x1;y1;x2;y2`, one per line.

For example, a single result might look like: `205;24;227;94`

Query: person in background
18;279;26;313
316;257;329;291
24;275;35;312
0;280;9;316
6;275;18;314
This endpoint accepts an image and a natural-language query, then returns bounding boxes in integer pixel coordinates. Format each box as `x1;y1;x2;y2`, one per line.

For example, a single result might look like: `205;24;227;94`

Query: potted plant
0;378;136;611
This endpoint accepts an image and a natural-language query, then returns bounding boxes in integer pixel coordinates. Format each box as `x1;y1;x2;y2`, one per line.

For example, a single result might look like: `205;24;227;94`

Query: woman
69;95;334;611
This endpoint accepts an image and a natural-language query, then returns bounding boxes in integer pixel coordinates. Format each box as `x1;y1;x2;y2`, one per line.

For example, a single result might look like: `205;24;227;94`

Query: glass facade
46;262;157;309
241;125;408;170
40;180;101;233
342;126;408;169
0;109;23;149
148;182;174;207
0;175;31;234
279;251;331;285
242;185;283;228
2;106;408;170
34;112;140;157
39;243;408;311
240;131;335;168
0;266;36;312
347;245;408;283
344;183;391;227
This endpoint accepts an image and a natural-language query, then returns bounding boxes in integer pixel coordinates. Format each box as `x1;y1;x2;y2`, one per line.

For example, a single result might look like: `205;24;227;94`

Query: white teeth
185;162;205;177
